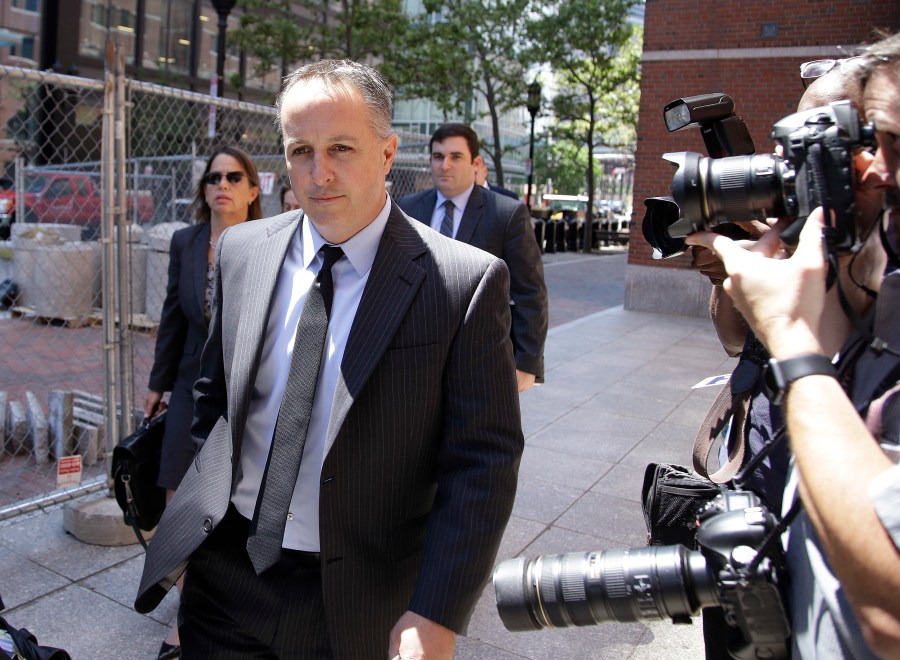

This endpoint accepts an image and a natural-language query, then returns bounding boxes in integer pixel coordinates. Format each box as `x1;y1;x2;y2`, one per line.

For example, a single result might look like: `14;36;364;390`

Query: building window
144;0;194;75
10;36;35;61
80;1;137;62
12;0;40;12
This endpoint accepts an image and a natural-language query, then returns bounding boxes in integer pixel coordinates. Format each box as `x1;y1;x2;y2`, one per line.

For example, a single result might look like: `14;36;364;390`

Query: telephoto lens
493;546;719;631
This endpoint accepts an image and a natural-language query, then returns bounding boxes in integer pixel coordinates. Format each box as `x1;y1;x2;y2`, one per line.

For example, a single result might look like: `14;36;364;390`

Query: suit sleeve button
202;518;212;533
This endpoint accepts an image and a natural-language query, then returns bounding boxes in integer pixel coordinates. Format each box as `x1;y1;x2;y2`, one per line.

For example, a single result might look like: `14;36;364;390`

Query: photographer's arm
687;213;900;657
692;221;769;357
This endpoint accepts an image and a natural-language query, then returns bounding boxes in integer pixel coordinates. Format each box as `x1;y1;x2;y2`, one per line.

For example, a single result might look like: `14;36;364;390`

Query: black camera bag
0;594;71;660
641;462;722;548
112;411;167;548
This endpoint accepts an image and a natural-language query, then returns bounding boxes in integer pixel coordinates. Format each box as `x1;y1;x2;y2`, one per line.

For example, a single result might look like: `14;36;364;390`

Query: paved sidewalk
0;304;735;659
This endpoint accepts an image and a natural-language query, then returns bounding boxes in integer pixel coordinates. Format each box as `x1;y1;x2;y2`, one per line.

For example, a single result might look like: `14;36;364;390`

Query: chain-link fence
0;53;452;519
0;50;286;517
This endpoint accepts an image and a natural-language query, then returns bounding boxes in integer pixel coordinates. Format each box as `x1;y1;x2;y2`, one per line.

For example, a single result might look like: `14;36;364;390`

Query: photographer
687;32;900;659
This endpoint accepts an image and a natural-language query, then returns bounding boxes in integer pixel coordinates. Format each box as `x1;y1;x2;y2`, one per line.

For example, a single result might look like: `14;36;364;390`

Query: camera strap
693;364;755;483
745;496;803;575
693;336;774;484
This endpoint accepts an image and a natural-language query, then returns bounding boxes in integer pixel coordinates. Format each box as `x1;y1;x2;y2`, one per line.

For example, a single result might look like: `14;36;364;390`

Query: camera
643;95;876;259
493;491;790;659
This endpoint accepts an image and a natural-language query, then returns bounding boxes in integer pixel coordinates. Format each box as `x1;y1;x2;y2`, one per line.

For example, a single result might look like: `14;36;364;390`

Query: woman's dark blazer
148;222;211;489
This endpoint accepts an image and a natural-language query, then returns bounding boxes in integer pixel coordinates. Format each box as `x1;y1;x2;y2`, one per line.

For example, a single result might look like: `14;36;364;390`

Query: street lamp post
525;81;541;212
211;0;237;98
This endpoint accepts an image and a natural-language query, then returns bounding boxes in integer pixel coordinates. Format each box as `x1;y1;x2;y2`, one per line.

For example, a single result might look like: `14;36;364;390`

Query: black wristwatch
764;354;837;405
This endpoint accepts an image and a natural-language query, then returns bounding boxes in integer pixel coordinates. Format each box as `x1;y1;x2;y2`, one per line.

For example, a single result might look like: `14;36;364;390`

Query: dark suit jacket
488;182;519;200
147;222;211;488
135;202;524;657
398;185;548;379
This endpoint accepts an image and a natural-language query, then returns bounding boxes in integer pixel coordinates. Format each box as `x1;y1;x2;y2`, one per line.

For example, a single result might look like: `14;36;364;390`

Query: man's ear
382;133;399;173
473;154;484;168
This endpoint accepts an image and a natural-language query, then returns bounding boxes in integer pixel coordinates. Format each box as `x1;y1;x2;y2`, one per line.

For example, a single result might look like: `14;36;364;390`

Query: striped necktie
440;199;455;237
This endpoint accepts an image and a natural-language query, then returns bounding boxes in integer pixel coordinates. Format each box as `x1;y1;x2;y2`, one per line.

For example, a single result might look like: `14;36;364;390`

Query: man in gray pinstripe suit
134;60;523;658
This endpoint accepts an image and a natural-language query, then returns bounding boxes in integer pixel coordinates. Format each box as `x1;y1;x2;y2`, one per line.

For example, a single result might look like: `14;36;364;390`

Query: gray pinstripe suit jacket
135;201;524;657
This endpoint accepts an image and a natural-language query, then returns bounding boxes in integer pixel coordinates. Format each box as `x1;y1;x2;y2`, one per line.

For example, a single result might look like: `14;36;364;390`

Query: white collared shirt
430;184;475;238
232;196;391;551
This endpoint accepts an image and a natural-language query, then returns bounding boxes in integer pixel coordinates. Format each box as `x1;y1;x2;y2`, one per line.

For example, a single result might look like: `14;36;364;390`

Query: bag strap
119;471;151;550
693;381;750;483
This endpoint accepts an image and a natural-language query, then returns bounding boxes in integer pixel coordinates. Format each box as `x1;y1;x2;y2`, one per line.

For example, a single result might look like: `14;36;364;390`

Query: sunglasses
204;171;246;186
799;57;860;89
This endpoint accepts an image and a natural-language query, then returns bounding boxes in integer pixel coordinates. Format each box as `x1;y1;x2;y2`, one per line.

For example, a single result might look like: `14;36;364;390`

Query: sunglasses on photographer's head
204;171;246;186
799;57;861;89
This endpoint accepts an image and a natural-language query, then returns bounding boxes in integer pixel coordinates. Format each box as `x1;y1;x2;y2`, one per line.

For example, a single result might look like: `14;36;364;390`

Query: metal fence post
115;45;134;442
101;41;119;490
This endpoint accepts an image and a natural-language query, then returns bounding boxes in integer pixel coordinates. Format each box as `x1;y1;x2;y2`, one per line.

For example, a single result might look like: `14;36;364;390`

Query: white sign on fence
57;455;83;488
259;172;275;196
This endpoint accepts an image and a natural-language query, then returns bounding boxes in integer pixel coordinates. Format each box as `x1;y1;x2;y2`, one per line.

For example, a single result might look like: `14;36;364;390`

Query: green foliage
529;0;641;241
533;137;589;196
230;0;312;79
385;0;538;186
230;0;409;78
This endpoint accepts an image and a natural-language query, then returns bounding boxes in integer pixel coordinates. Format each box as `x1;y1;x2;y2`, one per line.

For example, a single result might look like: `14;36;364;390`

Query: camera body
493;491;790;659
643;97;876;259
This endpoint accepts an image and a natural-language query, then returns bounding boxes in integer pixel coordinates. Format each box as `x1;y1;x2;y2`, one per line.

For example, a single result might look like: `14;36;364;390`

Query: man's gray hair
275;59;394;139
854;31;900;87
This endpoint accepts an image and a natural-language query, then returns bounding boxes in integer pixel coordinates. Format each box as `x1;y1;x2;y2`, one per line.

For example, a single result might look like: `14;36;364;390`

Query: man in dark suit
475;159;519;200
398;123;548;392
135;60;523;659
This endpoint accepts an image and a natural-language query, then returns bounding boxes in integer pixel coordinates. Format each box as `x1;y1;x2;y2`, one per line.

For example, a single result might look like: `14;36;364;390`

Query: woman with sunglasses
143;144;261;660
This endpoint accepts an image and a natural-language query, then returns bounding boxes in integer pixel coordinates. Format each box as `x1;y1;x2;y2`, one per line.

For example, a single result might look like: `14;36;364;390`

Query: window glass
12;0;40;12
10;37;35;61
46;179;72;198
144;0;194;75
79;1;138;63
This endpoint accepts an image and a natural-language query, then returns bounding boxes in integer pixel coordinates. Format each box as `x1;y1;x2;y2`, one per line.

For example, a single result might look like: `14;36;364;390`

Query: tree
230;0;408;82
385;0;537;187
530;0;640;251
532;135;590;197
229;0;313;82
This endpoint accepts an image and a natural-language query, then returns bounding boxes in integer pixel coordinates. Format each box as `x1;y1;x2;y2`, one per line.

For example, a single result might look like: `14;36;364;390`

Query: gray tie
440;199;455;237
246;244;344;574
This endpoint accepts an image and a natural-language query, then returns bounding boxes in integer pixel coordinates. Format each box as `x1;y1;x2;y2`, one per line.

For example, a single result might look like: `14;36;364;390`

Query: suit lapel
228;214;300;443
325;205;427;455
189;223;210;324
411;189;437;227
455;184;485;244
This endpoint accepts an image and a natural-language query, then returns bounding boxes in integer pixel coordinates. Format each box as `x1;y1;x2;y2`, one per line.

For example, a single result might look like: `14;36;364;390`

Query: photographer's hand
692;209;900;657
686;211;827;360
692;223;770;356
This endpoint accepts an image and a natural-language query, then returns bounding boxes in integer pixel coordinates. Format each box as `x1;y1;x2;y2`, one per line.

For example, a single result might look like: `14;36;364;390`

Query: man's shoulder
397;188;434;208
489;183;519;200
490;190;526;213
226;212;297;238
481;187;528;223
390;203;497;271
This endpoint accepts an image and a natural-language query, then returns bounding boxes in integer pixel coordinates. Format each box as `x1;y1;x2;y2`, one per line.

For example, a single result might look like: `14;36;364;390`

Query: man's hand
686;210;828;360
690;245;728;286
388;611;455;660
516;369;536;393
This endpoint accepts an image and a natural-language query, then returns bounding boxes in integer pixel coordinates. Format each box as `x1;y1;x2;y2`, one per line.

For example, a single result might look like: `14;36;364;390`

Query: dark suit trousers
180;504;332;659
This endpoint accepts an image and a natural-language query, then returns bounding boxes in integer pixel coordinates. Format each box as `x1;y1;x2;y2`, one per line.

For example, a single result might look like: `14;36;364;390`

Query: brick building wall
625;0;899;316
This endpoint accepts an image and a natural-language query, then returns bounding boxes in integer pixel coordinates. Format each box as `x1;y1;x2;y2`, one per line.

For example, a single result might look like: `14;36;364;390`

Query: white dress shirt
232;197;391;551
429;184;475;239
